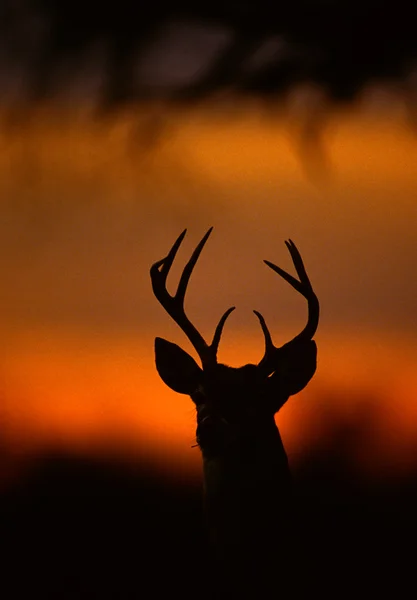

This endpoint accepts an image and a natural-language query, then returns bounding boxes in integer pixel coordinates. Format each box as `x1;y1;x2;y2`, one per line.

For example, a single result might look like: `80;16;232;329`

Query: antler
254;239;319;373
150;228;235;368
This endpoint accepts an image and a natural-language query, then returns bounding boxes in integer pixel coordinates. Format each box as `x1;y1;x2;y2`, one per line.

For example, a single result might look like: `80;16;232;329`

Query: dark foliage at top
0;1;416;112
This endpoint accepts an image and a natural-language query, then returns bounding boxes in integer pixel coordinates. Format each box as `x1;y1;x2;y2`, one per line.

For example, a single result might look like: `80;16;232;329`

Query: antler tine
176;227;213;304
263;239;313;297
211;306;236;356
257;239;319;371
156;229;187;279
151;228;234;367
253;310;275;361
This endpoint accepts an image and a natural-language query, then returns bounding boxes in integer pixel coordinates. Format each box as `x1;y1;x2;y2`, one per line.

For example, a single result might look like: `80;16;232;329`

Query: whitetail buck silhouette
150;228;319;593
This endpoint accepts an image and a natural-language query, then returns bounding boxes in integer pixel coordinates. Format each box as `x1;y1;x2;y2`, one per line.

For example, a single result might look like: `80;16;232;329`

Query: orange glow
1;326;416;481
0;102;416;483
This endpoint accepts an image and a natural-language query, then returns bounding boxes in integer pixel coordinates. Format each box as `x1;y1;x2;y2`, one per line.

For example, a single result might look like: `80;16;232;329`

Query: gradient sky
0;99;416;484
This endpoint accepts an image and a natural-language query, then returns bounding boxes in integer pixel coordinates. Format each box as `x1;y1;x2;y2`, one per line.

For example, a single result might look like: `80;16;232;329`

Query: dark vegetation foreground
1;444;415;599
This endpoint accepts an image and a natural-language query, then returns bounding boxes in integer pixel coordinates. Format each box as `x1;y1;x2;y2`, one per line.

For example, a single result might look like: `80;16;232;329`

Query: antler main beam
255;239;319;372
150;228;235;367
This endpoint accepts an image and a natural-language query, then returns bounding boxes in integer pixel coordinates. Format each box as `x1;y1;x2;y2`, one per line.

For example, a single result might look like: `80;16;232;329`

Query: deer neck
201;416;291;544
199;415;294;592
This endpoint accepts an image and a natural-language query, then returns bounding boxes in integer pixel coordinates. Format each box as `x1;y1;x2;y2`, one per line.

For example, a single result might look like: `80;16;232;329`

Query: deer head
150;228;319;456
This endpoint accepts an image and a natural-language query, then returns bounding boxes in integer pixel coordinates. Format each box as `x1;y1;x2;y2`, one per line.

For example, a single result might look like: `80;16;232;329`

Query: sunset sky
1;97;416;485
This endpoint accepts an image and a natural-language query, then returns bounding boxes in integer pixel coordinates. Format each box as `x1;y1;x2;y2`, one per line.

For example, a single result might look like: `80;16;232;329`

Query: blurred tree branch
0;0;414;113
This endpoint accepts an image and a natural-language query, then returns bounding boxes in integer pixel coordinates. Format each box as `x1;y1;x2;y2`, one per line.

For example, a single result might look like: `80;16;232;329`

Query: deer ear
268;340;317;408
154;337;203;395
